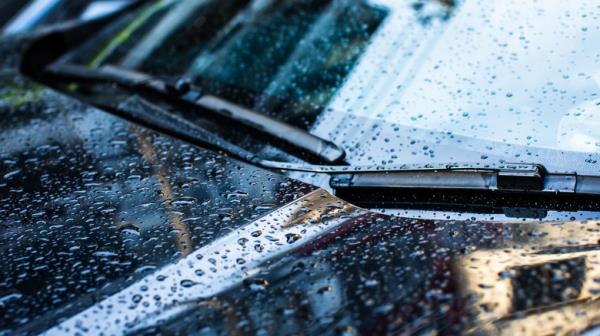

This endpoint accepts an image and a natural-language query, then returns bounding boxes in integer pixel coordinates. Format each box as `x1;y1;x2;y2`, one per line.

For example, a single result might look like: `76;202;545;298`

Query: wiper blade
331;164;549;191
330;163;600;208
44;63;346;164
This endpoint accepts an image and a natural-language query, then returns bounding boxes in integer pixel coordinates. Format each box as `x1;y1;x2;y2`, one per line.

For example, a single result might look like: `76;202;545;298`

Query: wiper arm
44;63;346;165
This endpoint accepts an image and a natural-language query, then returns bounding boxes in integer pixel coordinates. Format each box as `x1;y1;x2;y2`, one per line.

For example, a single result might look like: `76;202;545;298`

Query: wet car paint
45;190;365;335
42;192;600;335
0;37;314;334
1;14;600;336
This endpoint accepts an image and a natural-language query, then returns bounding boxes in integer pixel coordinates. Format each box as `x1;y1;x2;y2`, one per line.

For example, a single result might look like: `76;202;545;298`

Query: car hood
1;36;600;336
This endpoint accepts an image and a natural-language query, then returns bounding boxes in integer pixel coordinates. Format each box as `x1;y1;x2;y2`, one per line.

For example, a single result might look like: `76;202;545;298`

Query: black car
1;0;600;335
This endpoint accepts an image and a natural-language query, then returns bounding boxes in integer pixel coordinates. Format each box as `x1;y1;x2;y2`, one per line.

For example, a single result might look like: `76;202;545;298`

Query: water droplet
180;279;198;288
93;250;119;258
285;233;302;244
364;279;379;287
170;196;197;207
244;278;269;291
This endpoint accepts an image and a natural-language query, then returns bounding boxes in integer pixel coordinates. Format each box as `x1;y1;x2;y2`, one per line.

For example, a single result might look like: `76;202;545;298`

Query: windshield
67;0;600;174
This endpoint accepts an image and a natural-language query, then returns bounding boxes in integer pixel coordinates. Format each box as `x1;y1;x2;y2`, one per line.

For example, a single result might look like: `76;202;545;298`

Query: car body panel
42;190;600;335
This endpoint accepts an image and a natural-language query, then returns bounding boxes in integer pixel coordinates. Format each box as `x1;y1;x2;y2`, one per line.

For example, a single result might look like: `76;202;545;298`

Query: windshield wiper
34;63;600;207
43;63;346;165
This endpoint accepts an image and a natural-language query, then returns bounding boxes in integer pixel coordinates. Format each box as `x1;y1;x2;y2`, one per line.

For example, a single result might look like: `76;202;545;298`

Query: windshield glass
67;0;600;173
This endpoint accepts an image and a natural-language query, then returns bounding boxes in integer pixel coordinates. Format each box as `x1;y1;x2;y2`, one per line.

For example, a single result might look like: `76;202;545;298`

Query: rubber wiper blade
330;164;548;191
330;163;600;202
329;163;600;210
44;63;346;165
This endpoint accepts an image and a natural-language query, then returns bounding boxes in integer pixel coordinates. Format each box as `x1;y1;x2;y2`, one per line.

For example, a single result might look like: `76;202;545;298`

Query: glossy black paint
0;37;314;334
136;213;600;335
